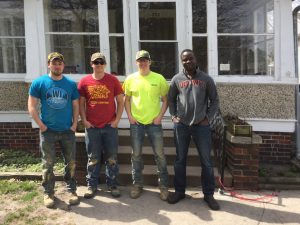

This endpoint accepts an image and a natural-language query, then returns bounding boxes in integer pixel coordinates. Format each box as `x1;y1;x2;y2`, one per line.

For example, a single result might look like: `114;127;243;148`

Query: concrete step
76;130;195;147
76;143;218;167
117;146;218;166
75;164;232;187
74;131;230;187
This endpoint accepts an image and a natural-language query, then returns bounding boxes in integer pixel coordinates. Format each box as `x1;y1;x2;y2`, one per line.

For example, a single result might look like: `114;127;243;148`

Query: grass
0;149;65;173
259;164;300;177
0;179;46;225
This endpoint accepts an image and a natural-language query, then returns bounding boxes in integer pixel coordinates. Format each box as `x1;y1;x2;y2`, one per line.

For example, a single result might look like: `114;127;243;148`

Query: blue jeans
130;123;168;187
85;125;119;188
40;129;77;195
173;123;215;195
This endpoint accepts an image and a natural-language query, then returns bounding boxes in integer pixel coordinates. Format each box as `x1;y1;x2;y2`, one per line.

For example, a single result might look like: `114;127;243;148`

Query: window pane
139;2;176;40
0;0;25;73
0;0;24;36
218;36;274;75
45;0;98;32
46;34;100;74
0;38;26;73
192;37;208;73
140;42;178;79
192;0;207;33
108;0;123;33
110;37;125;76
218;0;274;33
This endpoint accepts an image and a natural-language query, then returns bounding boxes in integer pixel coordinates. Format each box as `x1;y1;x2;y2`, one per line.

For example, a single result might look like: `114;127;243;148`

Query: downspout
294;5;300;159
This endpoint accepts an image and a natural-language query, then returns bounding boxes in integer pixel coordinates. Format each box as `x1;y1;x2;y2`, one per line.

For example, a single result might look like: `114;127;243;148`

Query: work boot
130;185;143;199
167;192;185;204
44;194;55;208
68;192;80;205
109;186;121;198
159;187;169;201
204;195;220;210
83;187;97;199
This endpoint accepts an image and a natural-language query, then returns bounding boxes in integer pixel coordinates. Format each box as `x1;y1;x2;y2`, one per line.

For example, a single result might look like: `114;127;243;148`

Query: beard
51;69;63;76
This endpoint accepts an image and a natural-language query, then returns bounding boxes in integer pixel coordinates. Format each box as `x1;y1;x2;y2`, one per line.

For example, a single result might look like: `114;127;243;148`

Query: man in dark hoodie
167;49;220;210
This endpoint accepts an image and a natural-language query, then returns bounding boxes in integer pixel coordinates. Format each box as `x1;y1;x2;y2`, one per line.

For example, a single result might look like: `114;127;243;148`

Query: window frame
0;0;26;80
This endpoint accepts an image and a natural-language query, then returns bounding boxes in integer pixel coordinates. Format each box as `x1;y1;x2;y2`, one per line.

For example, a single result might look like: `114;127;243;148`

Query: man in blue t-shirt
28;52;80;208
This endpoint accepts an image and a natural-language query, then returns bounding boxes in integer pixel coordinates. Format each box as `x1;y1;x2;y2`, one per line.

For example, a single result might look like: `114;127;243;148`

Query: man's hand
84;120;94;129
128;116;137;125
40;124;48;132
172;116;180;123
153;116;162;125
110;120;119;128
70;123;77;132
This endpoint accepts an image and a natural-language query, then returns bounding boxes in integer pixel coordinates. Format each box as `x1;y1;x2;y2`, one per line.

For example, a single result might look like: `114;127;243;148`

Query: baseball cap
91;52;106;62
47;52;64;62
136;50;151;60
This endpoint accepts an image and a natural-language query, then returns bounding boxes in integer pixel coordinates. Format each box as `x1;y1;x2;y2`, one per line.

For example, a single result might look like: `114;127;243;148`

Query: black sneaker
167;192;185;204
204;195;220;210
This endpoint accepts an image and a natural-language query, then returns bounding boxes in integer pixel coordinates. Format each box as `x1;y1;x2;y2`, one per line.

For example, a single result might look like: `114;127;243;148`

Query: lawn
0;149;64;173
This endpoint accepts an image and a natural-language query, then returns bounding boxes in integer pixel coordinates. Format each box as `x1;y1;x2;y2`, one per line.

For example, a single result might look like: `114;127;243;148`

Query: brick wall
225;140;259;189
0;122;39;153
256;132;295;164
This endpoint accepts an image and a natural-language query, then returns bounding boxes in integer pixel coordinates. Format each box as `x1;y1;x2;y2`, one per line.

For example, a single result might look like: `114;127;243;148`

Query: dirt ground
0;182;76;225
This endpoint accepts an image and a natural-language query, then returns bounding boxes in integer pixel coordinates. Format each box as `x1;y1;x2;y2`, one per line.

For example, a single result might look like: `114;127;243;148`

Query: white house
0;0;297;164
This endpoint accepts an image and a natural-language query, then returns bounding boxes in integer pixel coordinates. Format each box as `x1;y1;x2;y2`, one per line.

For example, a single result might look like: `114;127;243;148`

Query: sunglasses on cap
93;60;106;65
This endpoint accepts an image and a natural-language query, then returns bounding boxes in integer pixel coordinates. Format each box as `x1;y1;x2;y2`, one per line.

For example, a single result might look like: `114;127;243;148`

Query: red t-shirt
78;73;123;128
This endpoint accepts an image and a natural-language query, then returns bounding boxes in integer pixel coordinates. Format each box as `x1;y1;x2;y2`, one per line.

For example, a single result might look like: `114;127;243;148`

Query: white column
207;0;218;78
24;0;47;82
98;0;111;72
278;0;296;81
123;0;133;75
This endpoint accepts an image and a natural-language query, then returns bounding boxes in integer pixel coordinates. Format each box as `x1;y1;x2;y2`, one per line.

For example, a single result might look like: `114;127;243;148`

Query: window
44;0;99;74
192;0;208;73
108;0;125;76
138;2;178;79
0;0;26;73
217;0;274;76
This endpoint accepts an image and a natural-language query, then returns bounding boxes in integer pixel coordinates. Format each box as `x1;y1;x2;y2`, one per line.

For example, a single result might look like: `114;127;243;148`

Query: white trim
123;0;132;74
0;111;296;132
246;118;296;132
215;75;298;84
0;111;31;122
279;0;296;80
177;0;187;73
207;0;218;78
0;74;26;81
24;0;46;82
98;0;111;72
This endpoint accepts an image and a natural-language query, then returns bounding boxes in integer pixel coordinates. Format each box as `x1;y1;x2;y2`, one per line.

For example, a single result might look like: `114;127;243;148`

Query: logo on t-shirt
87;84;110;105
46;87;68;109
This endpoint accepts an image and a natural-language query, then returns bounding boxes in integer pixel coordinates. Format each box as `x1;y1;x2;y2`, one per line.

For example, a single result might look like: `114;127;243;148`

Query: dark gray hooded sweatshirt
168;68;219;126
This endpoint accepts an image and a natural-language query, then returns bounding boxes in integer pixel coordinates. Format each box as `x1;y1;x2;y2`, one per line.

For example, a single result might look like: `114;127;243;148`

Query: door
129;0;185;79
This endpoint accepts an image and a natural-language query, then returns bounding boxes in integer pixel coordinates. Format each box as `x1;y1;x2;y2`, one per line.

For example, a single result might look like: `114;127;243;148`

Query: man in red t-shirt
78;52;124;198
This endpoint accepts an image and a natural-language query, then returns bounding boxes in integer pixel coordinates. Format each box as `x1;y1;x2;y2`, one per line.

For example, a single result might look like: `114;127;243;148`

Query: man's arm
206;77;219;122
124;95;137;124
28;95;47;132
110;94;124;128
153;95;168;125
168;79;180;122
70;98;79;132
79;96;93;128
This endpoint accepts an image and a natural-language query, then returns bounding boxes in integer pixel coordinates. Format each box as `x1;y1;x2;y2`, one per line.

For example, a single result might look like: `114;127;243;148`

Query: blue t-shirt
29;74;79;131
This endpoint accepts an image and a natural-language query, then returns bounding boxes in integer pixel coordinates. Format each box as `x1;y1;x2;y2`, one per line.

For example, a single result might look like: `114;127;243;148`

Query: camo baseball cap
47;52;64;62
91;52;106;62
136;50;151;60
